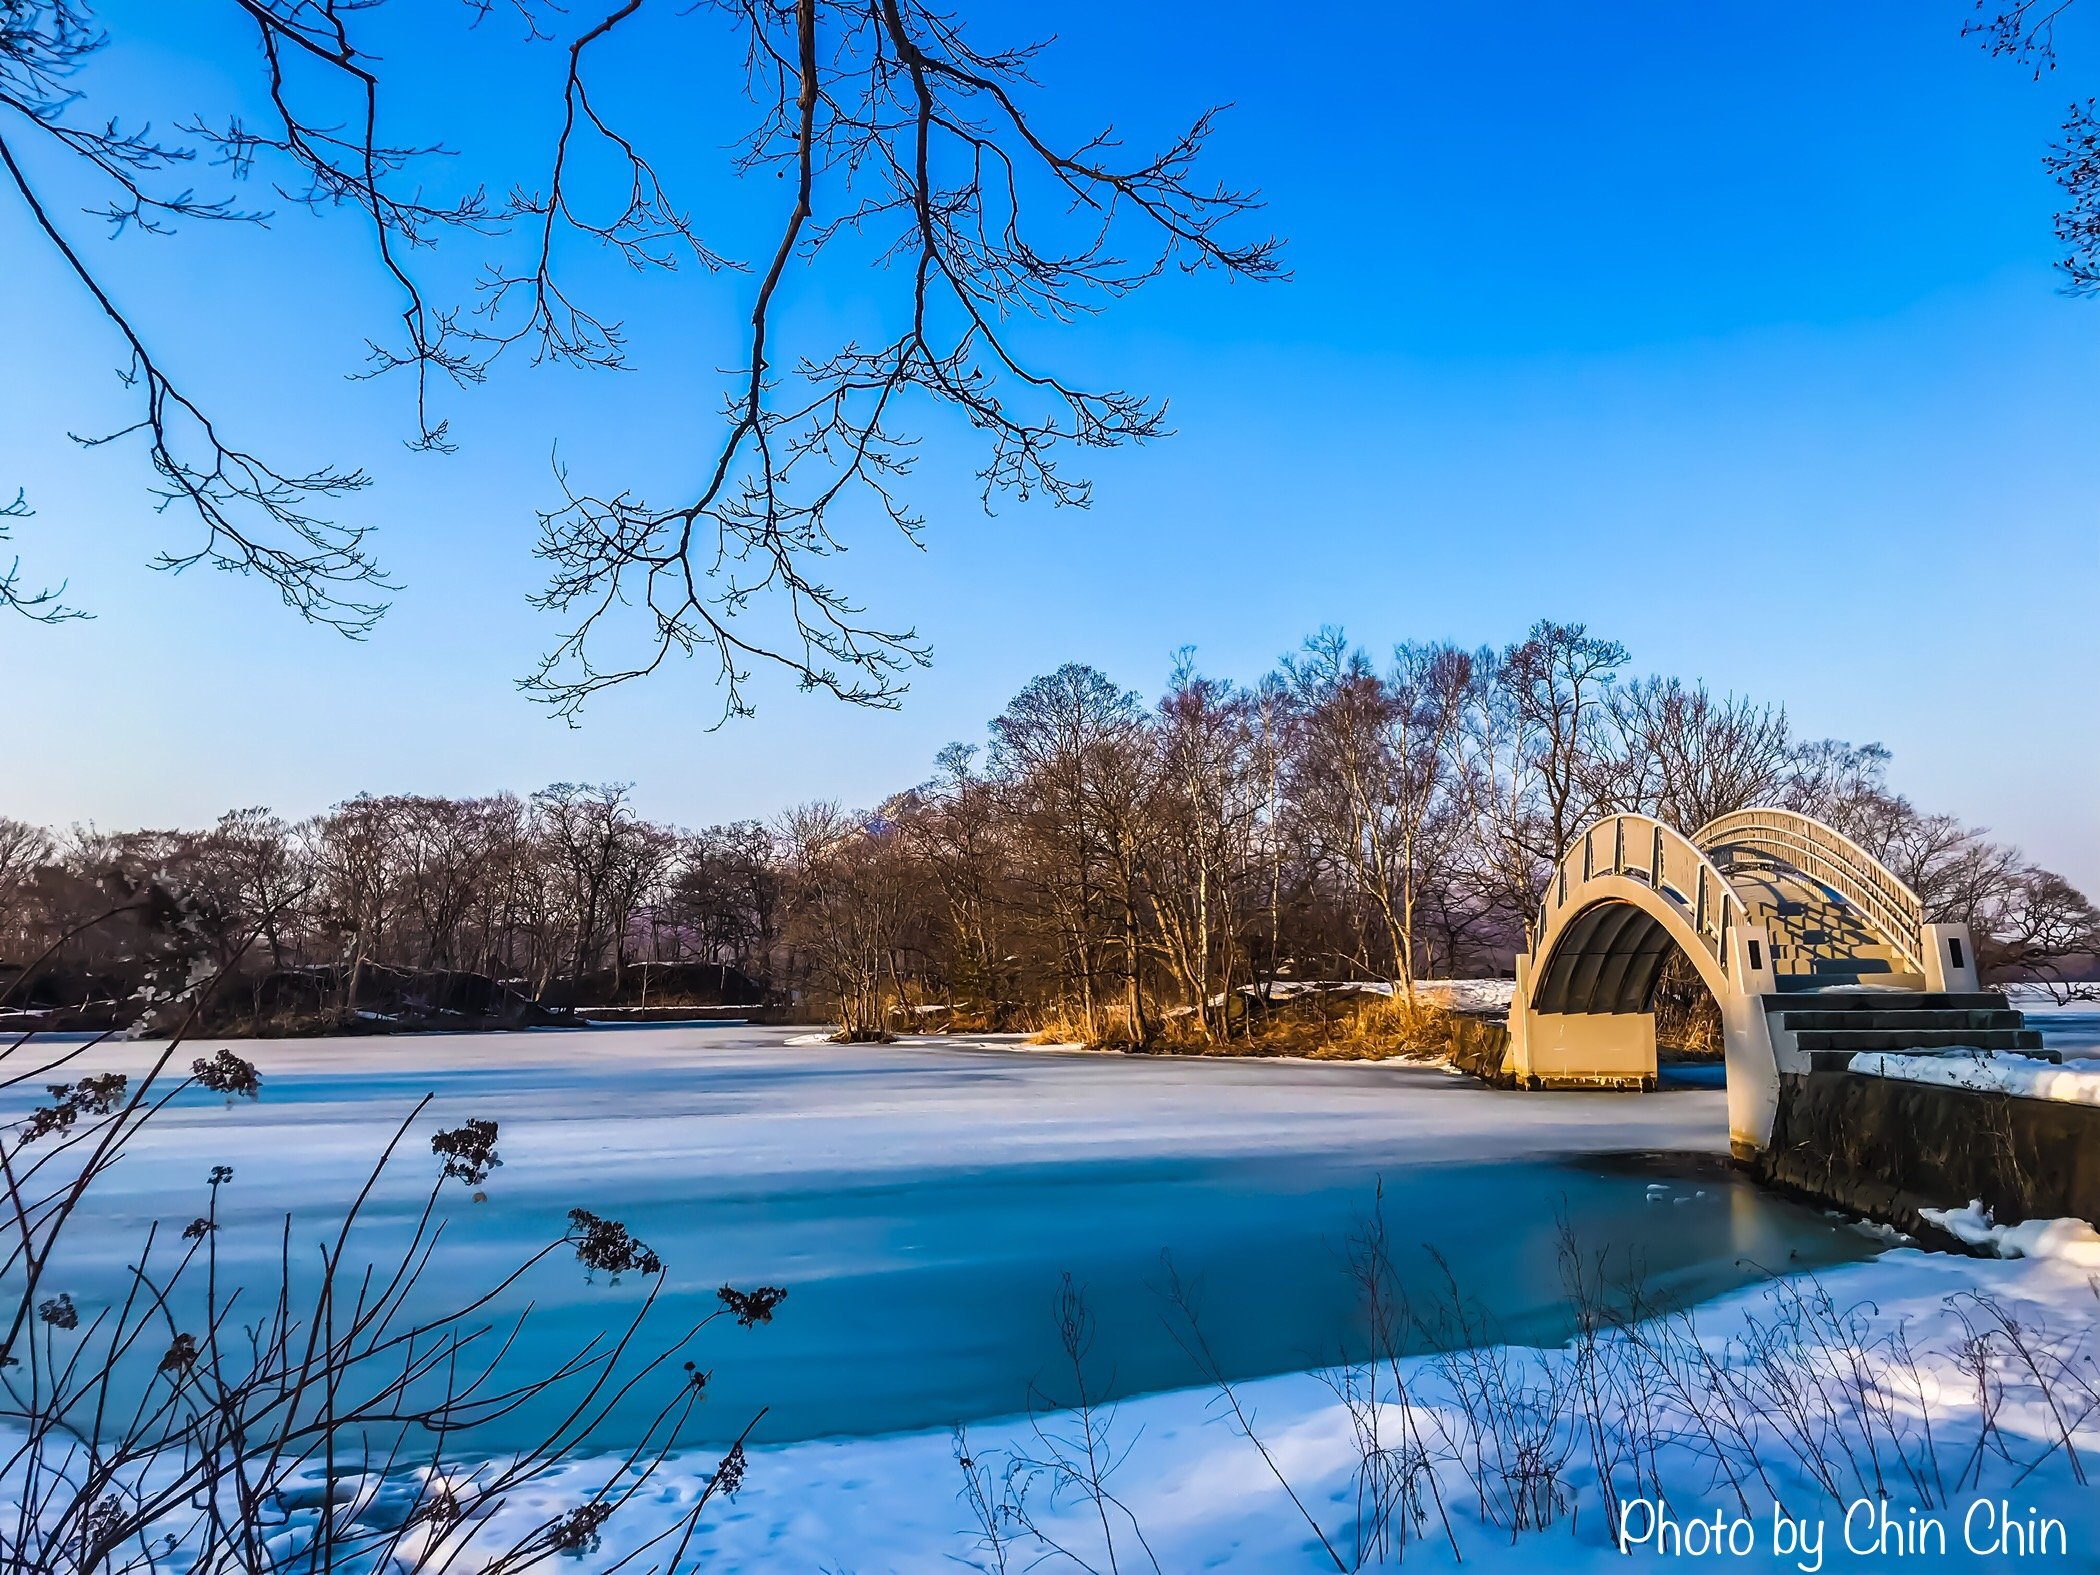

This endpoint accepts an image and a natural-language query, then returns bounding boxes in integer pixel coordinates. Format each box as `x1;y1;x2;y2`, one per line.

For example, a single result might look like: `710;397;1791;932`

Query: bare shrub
1156;1253;1346;1571
1311;1202;2097;1566
974;1275;1162;1574
0;1009;779;1573
953;1423;1015;1575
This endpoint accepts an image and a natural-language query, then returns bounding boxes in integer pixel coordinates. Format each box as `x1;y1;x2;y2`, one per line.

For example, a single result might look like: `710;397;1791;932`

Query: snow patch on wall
1847;1048;2100;1106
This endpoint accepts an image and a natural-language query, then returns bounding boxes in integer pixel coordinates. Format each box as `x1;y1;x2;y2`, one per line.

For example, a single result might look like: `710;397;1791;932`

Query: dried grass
1153;991;1464;1061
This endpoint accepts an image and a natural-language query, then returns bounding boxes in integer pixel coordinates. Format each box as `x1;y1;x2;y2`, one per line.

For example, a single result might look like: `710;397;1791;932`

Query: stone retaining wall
1755;1069;2100;1243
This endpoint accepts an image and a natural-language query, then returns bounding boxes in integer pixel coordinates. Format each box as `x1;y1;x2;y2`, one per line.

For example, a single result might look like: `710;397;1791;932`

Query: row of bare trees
0;785;711;1014
4;623;2094;1036
786;624;2092;1039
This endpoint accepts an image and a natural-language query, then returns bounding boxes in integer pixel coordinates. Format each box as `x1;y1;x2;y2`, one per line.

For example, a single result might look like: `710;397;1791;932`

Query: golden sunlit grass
1018;990;1484;1063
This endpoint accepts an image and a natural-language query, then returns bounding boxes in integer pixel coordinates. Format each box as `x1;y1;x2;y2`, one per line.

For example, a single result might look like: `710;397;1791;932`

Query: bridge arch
1694;808;1926;977
1531;895;1723;1016
1502;807;1981;1160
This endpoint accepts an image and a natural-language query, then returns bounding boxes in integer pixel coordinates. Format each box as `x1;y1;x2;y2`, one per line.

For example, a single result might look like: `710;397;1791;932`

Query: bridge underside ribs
1533;901;1678;1015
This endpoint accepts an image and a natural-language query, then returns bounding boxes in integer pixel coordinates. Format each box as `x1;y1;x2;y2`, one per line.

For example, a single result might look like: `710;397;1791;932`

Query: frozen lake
0;1024;1949;1450
2020;996;2100;1057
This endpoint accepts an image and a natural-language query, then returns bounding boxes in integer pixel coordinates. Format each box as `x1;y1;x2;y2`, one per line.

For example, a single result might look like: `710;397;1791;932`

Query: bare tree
1151;652;1263;1037
989;664;1152;1043
1499;621;1628;881
1278;633;1473;998
1595;677;1796;831
4;620;2091;1040
777;800;913;1037
309;794;413;1010
5;1;1276;716
1981;868;2100;996
0;816;55;924
896;746;1019;1026
193;808;304;969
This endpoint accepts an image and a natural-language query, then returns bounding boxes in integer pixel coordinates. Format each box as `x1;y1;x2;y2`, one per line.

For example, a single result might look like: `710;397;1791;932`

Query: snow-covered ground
1919;1201;2100;1264
520;1238;2100;1571
45;1232;2095;1571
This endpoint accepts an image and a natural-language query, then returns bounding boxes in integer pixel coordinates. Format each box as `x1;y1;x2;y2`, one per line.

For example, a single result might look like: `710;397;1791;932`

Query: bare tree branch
5;0;1278;709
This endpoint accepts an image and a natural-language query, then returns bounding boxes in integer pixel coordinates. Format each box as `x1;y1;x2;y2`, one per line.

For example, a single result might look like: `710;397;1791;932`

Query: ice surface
3;1027;1877;1448
11;1025;2100;1570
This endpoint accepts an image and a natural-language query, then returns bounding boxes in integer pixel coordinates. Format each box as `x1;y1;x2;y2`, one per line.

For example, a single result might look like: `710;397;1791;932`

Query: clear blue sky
3;1;2096;890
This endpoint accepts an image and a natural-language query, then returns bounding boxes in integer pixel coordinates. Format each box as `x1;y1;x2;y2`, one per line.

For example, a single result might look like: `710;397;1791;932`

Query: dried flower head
21;1075;128;1142
717;1284;789;1328
713;1442;748;1498
546;1501;612;1554
431;1118;502;1189
37;1294;78;1330
566;1209;663;1281
191;1050;260;1100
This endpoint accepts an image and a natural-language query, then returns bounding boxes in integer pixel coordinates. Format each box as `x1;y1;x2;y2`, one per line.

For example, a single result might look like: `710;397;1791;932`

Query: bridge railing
1539;813;1743;980
1692;808;1924;973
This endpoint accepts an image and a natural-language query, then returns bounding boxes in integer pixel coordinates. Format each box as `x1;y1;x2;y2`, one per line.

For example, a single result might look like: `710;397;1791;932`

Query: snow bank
1196;977;1515;1013
1415;977;1517;1013
1917;1201;2100;1267
1848;1047;2100;1105
25;1244;2093;1573
634;1245;2100;1570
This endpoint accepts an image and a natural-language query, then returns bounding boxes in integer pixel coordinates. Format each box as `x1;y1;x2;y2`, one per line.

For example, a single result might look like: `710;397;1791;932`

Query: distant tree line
3;623;2093;1038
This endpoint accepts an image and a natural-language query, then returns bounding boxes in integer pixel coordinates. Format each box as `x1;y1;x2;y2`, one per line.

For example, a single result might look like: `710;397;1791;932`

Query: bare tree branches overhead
2045;95;2100;289
518;0;1282;719
1969;0;2100;289
2;2;390;634
4;0;1278;710
0;490;81;623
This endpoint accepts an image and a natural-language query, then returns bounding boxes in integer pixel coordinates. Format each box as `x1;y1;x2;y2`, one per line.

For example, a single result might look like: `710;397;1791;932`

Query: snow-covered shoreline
54;1232;2083;1572
629;1240;2100;1570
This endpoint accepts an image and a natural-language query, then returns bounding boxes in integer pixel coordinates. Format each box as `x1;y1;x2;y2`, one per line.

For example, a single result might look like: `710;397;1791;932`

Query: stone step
1771;972;1928;993
1794;1028;2048;1054
1762;992;2010;1013
1779;1009;2027;1032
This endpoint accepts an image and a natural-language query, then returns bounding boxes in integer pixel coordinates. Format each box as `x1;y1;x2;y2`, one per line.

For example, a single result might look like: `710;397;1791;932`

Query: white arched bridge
1502;806;2041;1160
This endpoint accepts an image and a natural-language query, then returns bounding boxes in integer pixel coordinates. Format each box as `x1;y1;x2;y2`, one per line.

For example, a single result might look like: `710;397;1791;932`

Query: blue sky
3;1;2096;889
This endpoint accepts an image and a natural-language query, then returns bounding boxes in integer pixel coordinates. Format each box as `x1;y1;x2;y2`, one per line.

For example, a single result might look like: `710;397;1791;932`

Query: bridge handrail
1539;813;1743;979
1691;807;1924;972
